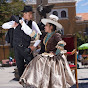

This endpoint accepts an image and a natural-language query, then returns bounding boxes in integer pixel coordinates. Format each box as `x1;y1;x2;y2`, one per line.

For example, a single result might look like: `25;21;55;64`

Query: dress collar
47;31;55;36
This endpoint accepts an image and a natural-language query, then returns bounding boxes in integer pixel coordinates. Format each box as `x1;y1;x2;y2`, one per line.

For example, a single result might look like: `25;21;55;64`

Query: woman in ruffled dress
19;14;75;88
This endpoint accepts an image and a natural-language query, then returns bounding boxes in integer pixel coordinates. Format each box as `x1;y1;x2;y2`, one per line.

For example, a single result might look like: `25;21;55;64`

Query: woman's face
44;23;53;33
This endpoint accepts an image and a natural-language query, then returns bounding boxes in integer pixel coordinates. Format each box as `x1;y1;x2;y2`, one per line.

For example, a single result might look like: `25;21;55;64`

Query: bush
76;32;88;47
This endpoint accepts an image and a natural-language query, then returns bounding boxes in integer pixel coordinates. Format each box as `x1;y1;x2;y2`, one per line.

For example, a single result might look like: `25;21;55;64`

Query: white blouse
2;19;42;47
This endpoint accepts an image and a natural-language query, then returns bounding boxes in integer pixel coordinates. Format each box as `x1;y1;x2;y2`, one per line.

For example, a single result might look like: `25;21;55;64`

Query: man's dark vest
13;20;32;48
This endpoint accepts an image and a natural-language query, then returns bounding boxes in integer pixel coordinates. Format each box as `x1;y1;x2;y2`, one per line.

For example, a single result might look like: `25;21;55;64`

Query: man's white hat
41;14;62;29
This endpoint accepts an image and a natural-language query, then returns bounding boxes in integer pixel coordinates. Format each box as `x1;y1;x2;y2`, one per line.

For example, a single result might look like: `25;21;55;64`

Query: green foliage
7;48;14;59
76;32;88;47
0;33;4;38
9;50;14;58
0;0;25;26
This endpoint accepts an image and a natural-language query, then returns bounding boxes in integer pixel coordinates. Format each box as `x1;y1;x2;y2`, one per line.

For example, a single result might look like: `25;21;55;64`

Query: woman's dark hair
48;23;56;31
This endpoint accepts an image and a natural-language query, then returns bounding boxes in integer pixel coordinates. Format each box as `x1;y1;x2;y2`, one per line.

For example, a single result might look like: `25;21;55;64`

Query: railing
48;0;76;3
25;0;76;5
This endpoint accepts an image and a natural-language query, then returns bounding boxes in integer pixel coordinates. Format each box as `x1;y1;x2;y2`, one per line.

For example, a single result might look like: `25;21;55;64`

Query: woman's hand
28;46;36;51
49;52;55;55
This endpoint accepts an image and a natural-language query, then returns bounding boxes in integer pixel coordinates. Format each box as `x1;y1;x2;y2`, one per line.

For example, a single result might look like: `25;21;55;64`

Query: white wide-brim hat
41;14;62;29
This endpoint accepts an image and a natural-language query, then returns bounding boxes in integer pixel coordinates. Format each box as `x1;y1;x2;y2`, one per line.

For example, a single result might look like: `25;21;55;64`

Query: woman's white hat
41;14;62;29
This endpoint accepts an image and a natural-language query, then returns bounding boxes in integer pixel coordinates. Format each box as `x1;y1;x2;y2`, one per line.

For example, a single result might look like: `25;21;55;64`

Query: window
60;8;68;19
61;10;66;18
52;11;58;16
49;8;68;19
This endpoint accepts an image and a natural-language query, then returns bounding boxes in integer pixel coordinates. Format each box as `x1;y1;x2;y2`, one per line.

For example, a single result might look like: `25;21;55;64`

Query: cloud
81;2;88;6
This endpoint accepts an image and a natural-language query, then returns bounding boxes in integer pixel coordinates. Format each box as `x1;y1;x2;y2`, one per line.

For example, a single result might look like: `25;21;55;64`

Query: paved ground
71;67;88;88
0;66;22;88
71;62;88;88
0;62;88;88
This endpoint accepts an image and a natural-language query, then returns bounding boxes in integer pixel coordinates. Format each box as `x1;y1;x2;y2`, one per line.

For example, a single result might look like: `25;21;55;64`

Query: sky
76;0;88;13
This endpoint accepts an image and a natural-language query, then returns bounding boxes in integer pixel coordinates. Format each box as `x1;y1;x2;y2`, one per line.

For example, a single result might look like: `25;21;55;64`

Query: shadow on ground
79;78;88;80
71;82;88;88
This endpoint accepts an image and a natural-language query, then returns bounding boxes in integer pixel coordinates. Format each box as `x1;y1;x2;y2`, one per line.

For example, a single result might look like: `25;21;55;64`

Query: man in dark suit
2;5;42;77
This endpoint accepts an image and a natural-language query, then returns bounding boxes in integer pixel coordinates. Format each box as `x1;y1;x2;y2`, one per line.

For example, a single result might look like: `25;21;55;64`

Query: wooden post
74;35;79;88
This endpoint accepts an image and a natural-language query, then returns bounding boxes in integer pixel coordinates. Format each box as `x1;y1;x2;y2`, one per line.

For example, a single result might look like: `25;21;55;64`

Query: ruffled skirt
19;54;75;88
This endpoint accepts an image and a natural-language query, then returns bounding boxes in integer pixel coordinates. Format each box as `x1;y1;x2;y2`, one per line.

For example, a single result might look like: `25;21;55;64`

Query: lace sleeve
55;40;66;55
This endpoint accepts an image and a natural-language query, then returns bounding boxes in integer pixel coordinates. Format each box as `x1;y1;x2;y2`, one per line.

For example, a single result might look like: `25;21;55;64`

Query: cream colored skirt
19;53;75;88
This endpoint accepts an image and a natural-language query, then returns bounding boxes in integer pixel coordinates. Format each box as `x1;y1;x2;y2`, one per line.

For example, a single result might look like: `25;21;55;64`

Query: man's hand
19;20;23;25
12;22;19;28
36;46;41;49
28;46;36;51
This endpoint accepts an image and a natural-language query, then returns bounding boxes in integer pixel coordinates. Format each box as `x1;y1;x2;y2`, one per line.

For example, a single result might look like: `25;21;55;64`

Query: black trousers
14;46;33;77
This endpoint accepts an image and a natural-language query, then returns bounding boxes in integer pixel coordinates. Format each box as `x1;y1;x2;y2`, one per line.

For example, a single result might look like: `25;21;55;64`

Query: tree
0;0;25;26
76;32;88;47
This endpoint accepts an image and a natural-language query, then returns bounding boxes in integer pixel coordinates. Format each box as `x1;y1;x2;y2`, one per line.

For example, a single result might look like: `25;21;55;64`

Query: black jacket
5;28;14;48
6;20;32;48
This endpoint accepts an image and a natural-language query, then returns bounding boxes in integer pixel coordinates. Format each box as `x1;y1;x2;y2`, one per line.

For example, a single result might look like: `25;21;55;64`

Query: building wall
28;1;87;35
75;21;88;33
0;45;10;61
48;2;76;34
48;0;76;3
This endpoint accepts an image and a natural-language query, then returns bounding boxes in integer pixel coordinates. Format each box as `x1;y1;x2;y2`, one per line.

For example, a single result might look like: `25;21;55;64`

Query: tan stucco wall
52;2;76;34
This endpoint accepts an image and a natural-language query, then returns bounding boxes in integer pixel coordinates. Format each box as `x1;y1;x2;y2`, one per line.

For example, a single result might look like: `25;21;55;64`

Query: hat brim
21;10;34;13
41;19;62;30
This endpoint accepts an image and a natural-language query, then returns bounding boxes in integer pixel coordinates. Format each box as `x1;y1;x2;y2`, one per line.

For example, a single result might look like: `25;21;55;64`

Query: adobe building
48;0;76;35
26;0;88;35
26;0;77;35
76;13;88;34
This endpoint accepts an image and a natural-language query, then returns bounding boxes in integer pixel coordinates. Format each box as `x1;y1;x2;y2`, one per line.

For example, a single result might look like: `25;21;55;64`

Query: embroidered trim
57;40;66;46
30;30;40;40
56;46;64;50
42;52;54;57
30;30;36;37
56;40;67;54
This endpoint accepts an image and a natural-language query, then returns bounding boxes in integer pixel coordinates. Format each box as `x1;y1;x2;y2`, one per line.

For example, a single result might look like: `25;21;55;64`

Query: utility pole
36;0;48;23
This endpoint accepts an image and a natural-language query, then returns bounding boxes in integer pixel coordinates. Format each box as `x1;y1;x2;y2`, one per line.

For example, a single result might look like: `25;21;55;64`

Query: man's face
23;12;33;20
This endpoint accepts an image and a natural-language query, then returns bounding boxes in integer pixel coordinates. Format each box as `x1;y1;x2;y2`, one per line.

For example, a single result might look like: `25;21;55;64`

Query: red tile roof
76;13;88;21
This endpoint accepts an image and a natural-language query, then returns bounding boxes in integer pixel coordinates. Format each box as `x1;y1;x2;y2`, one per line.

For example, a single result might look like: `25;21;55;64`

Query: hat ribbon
49;17;58;22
